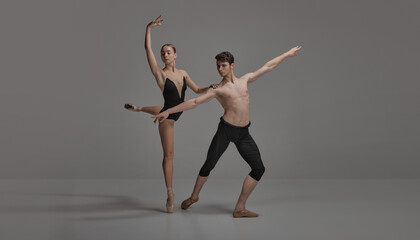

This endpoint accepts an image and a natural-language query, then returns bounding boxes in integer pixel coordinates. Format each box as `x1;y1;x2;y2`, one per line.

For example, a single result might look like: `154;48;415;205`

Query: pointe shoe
181;197;198;210
124;104;141;112
166;192;174;213
166;201;174;213
124;103;133;109
232;209;259;218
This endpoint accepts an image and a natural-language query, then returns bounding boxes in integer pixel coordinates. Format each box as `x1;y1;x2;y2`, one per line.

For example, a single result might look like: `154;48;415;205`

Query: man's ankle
190;196;199;201
234;205;245;212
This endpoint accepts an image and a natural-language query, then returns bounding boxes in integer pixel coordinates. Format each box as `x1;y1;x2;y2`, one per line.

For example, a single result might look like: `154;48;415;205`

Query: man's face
216;61;234;77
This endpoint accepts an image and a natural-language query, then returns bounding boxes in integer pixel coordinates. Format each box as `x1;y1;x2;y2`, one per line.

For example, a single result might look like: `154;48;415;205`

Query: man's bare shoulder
211;82;229;96
204;86;220;95
238;73;252;82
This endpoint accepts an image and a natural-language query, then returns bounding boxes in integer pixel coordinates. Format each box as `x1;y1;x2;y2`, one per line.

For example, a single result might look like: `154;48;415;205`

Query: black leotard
159;77;187;121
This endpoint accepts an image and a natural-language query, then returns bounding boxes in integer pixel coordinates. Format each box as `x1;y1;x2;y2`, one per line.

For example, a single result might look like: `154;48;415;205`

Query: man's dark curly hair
215;51;234;64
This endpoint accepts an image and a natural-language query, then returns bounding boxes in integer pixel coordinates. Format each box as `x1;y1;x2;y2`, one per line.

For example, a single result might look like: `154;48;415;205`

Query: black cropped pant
199;117;265;181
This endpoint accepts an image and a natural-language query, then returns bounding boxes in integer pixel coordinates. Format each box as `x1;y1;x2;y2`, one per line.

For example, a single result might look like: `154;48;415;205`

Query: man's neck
222;72;236;83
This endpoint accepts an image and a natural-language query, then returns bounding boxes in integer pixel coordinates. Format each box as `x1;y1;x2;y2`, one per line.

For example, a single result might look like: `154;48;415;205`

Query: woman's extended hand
147;15;163;28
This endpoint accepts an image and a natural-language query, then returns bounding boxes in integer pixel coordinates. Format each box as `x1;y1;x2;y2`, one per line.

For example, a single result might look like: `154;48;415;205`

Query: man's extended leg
181;175;207;209
182;122;230;210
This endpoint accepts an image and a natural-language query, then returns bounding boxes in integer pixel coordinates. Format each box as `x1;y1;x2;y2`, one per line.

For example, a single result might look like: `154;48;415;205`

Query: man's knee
198;155;219;177
250;166;265;181
198;166;211;177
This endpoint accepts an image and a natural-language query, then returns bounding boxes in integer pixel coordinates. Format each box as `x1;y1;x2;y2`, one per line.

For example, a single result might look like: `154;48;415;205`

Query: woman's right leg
158;119;175;213
140;106;163;115
124;104;162;115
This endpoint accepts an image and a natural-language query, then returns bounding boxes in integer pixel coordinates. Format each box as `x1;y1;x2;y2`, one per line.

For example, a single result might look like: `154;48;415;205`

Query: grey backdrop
1;0;419;179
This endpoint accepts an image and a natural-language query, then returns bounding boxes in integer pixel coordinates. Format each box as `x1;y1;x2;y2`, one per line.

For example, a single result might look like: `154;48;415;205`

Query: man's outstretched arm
153;89;217;123
246;46;302;84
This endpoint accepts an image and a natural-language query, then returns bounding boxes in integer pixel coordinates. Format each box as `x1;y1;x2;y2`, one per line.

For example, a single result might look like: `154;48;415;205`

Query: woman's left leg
158;120;175;213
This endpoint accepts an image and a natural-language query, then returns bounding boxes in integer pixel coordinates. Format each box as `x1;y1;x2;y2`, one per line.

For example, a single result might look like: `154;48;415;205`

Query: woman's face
161;46;177;65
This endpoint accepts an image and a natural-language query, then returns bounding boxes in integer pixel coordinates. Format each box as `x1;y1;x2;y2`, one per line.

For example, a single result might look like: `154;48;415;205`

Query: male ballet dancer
153;46;302;217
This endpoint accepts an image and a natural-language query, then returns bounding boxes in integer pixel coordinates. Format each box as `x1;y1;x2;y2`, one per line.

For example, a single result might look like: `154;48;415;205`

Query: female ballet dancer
124;16;216;213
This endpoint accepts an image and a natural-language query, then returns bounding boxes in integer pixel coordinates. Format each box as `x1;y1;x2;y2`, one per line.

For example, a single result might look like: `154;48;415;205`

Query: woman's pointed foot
124;103;141;112
166;190;174;213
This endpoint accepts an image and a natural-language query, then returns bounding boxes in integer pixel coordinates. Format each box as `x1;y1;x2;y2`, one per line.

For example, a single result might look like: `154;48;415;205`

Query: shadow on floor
180;203;233;215
0;192;164;218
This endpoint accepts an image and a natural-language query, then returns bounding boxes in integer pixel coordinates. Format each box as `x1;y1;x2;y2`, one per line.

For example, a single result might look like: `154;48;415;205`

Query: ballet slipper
181;197;198;210
232;209;259;218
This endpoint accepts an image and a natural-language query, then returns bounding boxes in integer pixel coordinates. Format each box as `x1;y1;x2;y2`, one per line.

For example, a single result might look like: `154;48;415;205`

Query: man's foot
232;209;259;218
181;197;198;210
166;190;174;213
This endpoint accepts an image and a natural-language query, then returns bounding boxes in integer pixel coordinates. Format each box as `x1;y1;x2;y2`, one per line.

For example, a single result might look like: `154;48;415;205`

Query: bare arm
153;89;217;122
183;70;216;94
247;46;302;84
144;15;165;89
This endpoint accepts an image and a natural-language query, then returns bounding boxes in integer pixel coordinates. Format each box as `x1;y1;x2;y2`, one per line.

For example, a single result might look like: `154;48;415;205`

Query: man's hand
286;46;302;57
152;111;169;123
147;15;163;28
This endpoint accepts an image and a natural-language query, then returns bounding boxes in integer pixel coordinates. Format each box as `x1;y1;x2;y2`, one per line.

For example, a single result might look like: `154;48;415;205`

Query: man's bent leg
233;175;259;218
233;132;265;217
235;133;265;181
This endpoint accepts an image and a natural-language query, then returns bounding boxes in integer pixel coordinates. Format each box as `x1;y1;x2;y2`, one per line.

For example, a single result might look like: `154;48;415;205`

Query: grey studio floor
1;178;419;240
